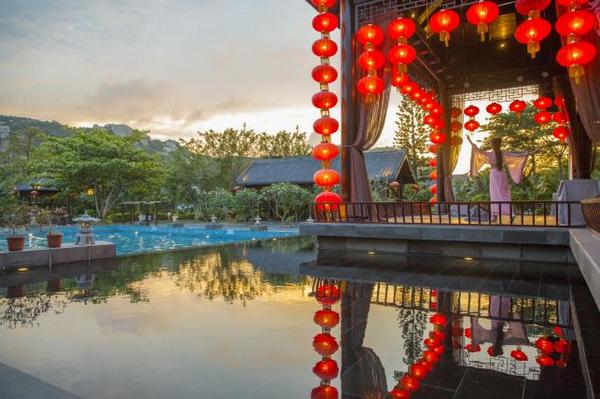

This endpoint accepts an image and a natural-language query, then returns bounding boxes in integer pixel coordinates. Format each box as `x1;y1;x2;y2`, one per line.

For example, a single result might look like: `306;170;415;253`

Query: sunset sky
0;0;484;172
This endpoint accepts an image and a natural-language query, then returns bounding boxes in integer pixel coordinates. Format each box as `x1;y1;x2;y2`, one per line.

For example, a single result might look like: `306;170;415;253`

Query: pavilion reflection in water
310;278;581;399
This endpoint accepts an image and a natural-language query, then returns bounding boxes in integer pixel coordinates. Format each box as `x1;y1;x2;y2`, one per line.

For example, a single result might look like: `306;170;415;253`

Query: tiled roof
236;150;411;187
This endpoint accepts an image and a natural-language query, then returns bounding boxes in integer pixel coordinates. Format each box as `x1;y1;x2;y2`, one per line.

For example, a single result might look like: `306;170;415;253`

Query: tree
29;128;163;219
393;96;429;180
259;183;313;224
258;126;311;158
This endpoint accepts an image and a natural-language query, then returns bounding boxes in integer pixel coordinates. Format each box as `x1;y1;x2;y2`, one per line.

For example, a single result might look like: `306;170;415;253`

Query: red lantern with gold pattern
313;12;339;33
388;17;416;42
313;358;339;380
357;76;384;99
486;102;502;115
311;385;339;399
314;169;341;187
313;333;339;356
467;1;500;41
509;100;527;116
312;91;338;110
314;117;339;135
515;18;551;58
313;142;339;162
356;24;385;46
556;10;596;37
556;41;597;84
312;65;338;85
312;38;338;58
388;44;417;72
315;191;343;212
314;309;340;329
359;49;386;71
429;9;460;47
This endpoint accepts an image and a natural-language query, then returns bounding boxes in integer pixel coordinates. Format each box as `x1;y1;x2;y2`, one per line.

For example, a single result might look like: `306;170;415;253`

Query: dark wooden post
436;82;452;202
340;0;357;202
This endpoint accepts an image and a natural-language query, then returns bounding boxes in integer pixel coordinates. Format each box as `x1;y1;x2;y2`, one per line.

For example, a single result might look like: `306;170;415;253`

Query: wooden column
340;0;357;202
436;83;452;202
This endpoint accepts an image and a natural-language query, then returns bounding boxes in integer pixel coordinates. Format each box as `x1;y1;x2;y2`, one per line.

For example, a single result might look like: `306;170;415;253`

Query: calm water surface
0;237;588;398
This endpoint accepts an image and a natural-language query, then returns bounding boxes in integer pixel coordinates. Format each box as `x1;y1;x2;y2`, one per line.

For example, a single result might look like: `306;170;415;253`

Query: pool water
0;225;296;255
0;238;591;399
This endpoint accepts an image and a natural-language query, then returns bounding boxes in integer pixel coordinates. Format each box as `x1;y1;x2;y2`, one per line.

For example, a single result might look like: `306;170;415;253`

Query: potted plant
39;210;63;248
0;200;30;252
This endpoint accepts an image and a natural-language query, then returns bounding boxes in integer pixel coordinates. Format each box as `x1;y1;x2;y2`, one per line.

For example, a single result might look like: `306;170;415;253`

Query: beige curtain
441;96;465;201
348;16;393;203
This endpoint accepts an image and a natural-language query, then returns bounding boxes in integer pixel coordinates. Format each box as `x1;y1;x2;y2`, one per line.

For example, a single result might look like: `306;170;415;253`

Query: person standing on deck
467;136;529;221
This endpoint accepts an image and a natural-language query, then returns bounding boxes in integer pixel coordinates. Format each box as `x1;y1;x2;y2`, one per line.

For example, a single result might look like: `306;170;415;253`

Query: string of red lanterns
463;105;481;134
555;0;597;84
311;282;340;399
514;0;552;59
310;0;343;214
356;24;385;102
387;17;417;77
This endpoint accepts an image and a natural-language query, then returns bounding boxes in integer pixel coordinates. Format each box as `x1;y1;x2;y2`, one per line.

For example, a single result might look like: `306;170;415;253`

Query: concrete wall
570;229;600;311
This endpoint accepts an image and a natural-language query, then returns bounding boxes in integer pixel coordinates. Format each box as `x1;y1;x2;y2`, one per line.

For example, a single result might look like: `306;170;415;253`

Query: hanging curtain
349;15;393;203
441;95;465;201
560;1;600;143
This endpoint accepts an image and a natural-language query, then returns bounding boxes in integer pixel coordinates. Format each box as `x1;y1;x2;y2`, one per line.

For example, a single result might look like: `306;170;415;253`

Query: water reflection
0;238;588;399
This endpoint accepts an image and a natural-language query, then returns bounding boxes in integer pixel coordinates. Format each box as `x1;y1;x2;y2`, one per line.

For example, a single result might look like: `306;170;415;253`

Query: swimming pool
0;225;296;255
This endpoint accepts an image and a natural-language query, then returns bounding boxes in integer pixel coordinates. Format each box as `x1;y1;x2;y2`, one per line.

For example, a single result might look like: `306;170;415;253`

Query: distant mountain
0;115;179;155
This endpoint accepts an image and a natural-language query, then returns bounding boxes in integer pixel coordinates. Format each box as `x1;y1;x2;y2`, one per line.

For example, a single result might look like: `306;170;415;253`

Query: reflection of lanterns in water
313;358;339;380
511;347;528;361
313;333;339;356
313;309;340;329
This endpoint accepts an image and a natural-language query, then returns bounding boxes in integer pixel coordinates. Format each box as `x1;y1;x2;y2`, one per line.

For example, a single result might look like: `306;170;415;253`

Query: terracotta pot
7;236;25;252
47;233;63;248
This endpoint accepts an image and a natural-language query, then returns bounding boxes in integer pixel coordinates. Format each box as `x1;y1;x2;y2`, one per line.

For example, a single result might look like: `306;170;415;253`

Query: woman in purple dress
468;136;529;221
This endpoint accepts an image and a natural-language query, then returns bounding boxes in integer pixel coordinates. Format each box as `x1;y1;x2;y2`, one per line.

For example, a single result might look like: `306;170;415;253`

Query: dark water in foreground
0;237;589;399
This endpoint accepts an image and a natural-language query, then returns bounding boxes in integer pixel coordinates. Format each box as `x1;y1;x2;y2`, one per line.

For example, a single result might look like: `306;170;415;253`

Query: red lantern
553;125;571;140
410;363;428;380
311;0;337;9
429;158;437;168
356;24;385;46
465;328;472;338
429;184;438;195
314;309;340;328
410;88;425;101
535;337;554;354
314;169;341;187
313;13;339;33
515;0;551;17
400;81;418;96
430;313;447;325
314;117;339;135
391;71;409;88
515;18;551;58
464;105;480;118
486;102;502;115
556;10;596;37
311;385;339;399
313;359;339;380
487;345;497;357
465;343;481;352
509;100;527;116
315;191;343;211
430;105;443;116
429;9;460;47
534;111;552;125
429;170;438;180
312;91;338;110
430;131;446;145
464;120;480;132
536;356;555;367
424;337;440;348
431;118;445;130
428;144;438;154
424;114;437;126
533;96;553;110
313;142;339;162
554;338;569;353
313;38;338;58
556;41;597;84
388;44;417;72
316;284;340;304
389;388;411;399
467;1;500;41
388;17;416;42
423;350;440;363
400;375;420;392
312;65;338;85
359;49;386;71
552;112;567;123
313;333;339;356
357;76;384;99
511;348;528;361
556;0;588;9
451;121;462;132
450;107;462;118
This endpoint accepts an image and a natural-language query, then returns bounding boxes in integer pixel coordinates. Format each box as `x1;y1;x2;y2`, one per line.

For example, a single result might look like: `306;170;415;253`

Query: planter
47;233;63;248
7;236;25;252
581;196;600;234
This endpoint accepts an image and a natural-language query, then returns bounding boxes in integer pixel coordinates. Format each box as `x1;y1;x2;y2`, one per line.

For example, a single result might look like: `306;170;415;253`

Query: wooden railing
310;200;582;227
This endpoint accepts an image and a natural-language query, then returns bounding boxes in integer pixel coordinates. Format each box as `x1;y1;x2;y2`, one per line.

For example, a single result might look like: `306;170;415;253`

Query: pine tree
393;96;429;180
